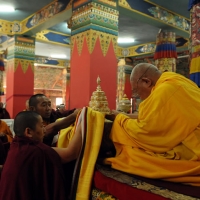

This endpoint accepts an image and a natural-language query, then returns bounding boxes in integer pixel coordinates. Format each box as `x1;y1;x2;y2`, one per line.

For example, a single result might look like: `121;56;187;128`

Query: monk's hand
105;110;119;121
43;123;58;137
73;108;82;116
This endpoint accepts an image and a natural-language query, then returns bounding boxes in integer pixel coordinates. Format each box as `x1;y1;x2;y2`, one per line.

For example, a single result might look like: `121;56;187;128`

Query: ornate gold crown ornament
89;76;110;114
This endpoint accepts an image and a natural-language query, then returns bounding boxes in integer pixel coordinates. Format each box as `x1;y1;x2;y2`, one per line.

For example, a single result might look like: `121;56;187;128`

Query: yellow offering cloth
57;110;82;148
57;124;75;148
58;107;105;200
105;72;200;186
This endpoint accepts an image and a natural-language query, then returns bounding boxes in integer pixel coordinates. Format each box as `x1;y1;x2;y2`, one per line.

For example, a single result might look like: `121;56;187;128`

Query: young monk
0;111;82;200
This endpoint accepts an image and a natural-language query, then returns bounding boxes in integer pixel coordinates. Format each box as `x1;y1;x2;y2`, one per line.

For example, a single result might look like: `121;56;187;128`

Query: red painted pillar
69;1;118;110
6;36;35;118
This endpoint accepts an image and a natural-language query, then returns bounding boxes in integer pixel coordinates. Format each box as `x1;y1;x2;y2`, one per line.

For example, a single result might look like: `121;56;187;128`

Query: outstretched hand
73;108;82;116
44;110;81;137
44;123;57;137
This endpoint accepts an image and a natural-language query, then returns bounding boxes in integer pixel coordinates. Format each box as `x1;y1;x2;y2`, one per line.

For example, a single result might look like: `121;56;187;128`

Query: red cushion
93;170;169;200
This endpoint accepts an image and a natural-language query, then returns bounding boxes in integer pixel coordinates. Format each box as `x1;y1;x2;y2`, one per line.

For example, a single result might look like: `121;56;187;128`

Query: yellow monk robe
105;72;200;186
0;120;13;143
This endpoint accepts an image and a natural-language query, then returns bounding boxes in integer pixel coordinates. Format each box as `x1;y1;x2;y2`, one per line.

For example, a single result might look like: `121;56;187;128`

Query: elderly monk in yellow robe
104;63;200;186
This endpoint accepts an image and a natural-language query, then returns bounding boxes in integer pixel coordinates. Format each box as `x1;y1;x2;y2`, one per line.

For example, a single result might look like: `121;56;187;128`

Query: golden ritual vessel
89;76;110;114
117;94;131;113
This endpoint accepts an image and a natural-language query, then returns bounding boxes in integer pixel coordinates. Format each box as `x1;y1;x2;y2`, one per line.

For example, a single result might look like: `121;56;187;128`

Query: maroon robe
0;137;68;200
0;140;5;165
43;108;76;146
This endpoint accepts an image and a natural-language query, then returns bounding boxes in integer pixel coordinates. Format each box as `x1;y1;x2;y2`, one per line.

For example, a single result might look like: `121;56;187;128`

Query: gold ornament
89;76;110;114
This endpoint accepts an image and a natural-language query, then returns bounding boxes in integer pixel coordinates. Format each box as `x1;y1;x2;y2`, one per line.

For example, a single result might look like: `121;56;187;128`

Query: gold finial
96;76;102;92
97;76;101;84
122;94;128;99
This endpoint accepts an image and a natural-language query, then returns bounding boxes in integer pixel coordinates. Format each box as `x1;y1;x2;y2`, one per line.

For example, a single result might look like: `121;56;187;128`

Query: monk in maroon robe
28;93;77;146
0;111;82;200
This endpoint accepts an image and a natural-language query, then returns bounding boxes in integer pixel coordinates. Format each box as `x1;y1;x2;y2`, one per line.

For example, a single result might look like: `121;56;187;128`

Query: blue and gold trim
116;37;188;57
36;30;70;46
0;0;72;36
35;56;69;67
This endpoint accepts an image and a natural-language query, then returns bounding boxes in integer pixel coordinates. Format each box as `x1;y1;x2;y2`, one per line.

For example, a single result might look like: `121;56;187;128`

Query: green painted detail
72;12;118;31
7;55;15;60
14;55;35;60
93;0;117;9
72;24;118;36
15;47;35;56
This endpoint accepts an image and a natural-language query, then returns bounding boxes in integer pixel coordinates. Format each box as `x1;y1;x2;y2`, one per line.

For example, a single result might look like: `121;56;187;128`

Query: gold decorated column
154;31;177;72
69;0;119;109
6;35;35;117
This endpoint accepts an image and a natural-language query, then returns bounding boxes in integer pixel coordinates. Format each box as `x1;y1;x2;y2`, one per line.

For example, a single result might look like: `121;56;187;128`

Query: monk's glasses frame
132;66;150;96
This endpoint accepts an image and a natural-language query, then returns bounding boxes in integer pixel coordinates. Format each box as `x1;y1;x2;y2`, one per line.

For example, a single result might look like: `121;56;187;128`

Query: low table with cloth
56;107;200;200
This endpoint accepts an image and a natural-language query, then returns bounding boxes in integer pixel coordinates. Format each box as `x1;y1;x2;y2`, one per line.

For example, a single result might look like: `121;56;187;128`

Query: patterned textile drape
189;1;200;86
0;56;5;95
154;32;177;72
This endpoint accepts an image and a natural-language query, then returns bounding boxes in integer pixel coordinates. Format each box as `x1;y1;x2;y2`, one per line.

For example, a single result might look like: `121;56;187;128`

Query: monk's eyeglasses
132;66;150;96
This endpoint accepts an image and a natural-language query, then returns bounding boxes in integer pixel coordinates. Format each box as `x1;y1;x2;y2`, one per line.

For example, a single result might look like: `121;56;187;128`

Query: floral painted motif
91;188;118;200
148;6;190;32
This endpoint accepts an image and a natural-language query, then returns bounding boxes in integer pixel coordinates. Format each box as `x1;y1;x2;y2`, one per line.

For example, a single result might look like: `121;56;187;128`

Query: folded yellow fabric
71;107;105;200
57;124;75;148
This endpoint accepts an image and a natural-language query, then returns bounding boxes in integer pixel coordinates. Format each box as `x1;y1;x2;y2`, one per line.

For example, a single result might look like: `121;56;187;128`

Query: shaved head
14;111;40;137
130;63;161;100
130;63;160;82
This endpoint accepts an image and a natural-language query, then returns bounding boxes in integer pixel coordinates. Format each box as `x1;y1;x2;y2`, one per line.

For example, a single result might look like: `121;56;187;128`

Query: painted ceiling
0;0;190;59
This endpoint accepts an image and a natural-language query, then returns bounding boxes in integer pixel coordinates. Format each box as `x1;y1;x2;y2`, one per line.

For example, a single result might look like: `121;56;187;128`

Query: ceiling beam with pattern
36;30;70;46
117;36;189;57
0;0;72;36
118;0;190;38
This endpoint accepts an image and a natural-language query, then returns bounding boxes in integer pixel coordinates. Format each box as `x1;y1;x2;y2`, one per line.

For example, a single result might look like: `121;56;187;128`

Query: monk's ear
141;77;152;87
29;106;35;111
24;128;33;138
